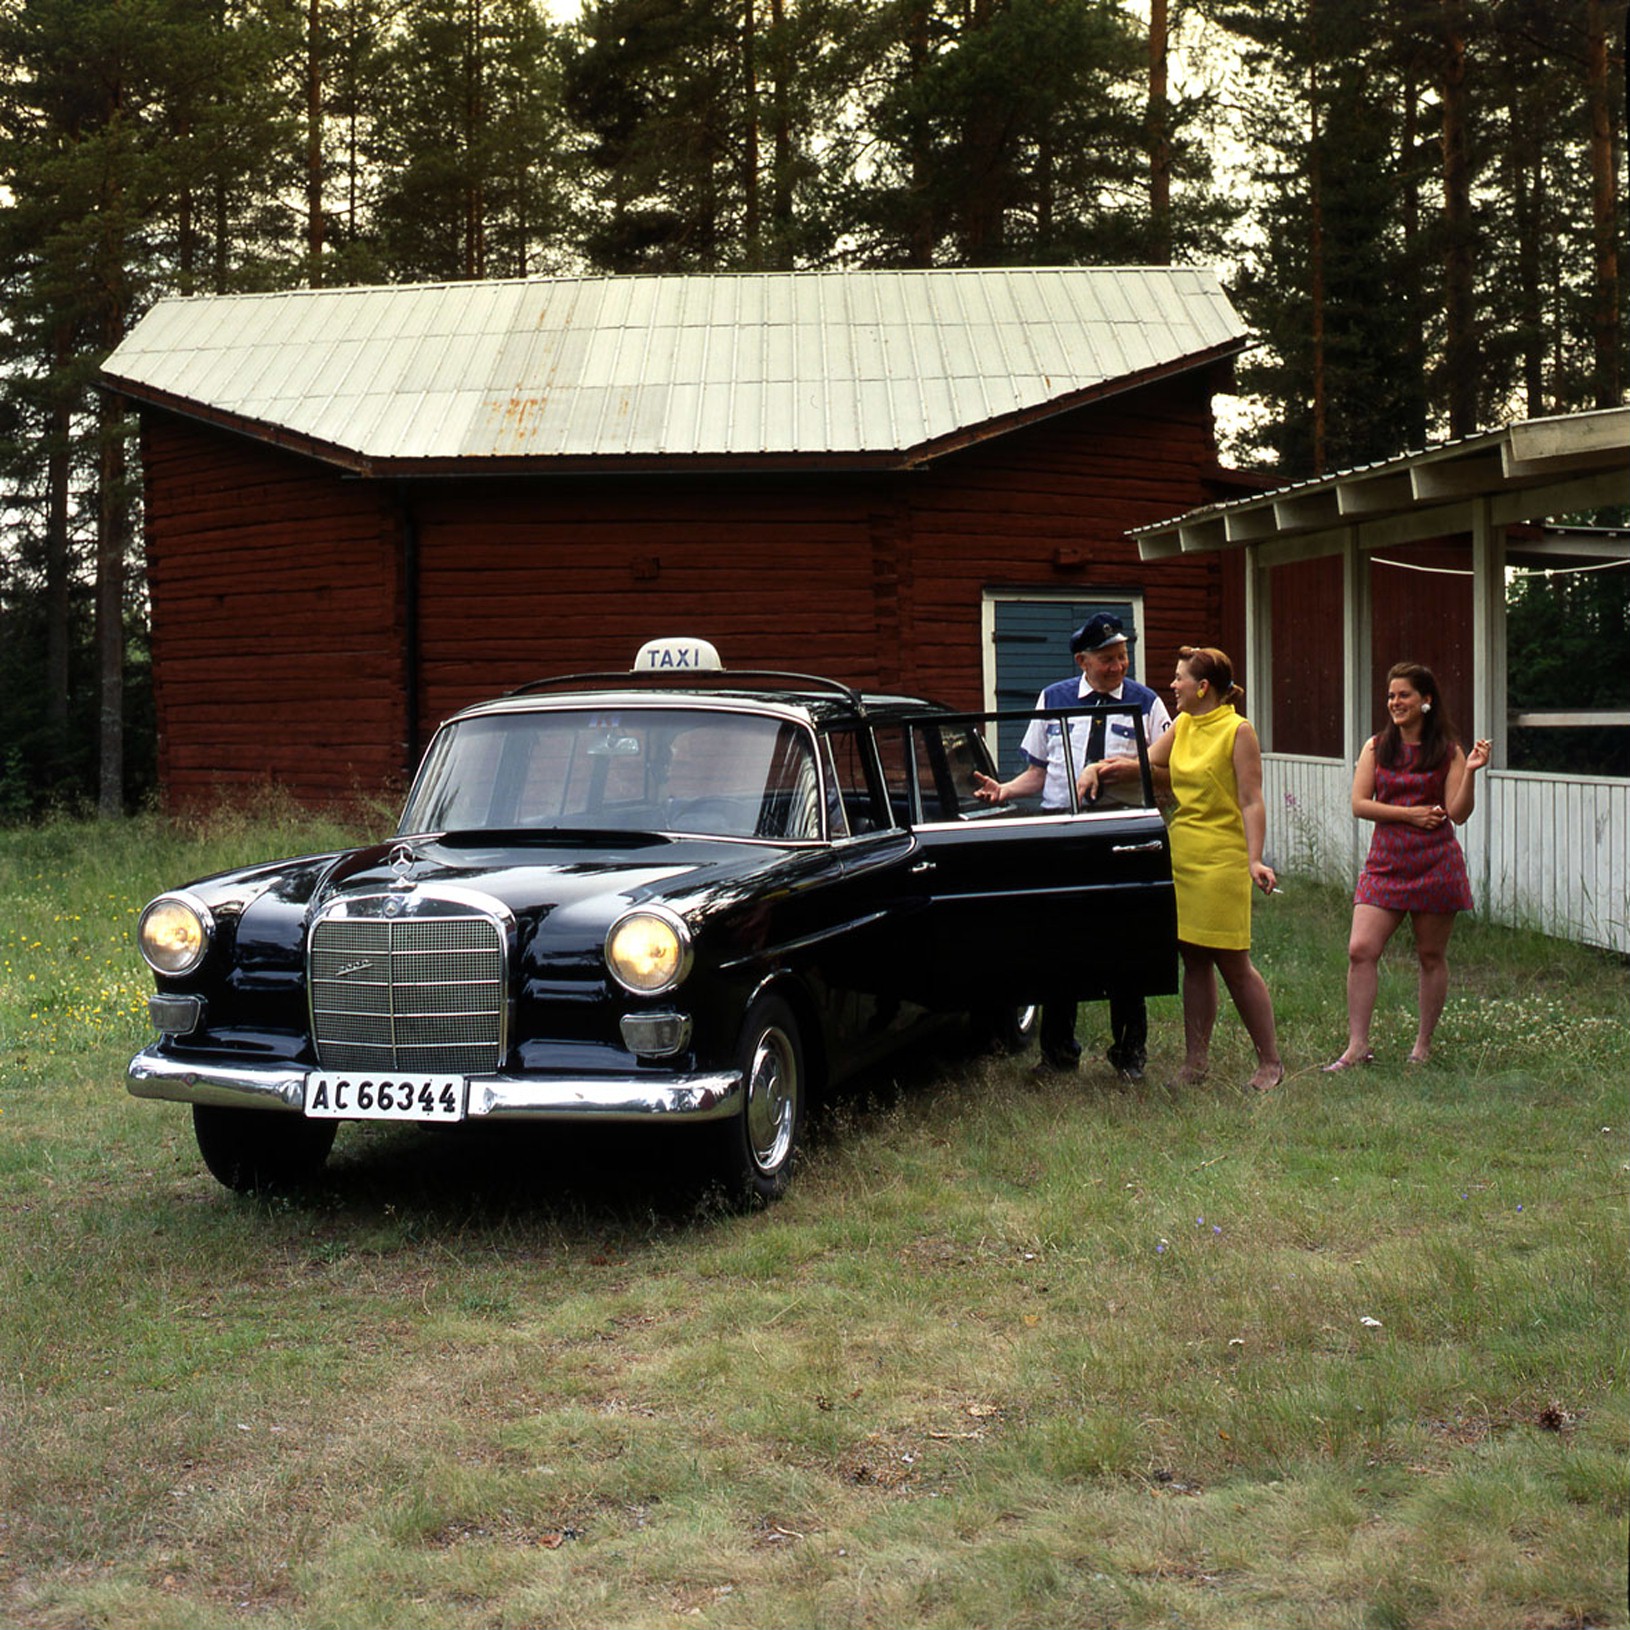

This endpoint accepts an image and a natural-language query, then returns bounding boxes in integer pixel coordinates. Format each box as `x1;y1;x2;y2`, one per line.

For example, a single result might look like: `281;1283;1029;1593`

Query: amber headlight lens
605;909;692;995
138;894;213;976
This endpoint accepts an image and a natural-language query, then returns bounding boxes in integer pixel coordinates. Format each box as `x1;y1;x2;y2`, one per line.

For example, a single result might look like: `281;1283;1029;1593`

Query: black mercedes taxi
129;639;1176;1202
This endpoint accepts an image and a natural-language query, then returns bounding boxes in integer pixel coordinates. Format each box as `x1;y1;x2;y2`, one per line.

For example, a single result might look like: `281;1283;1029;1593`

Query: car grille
309;910;505;1074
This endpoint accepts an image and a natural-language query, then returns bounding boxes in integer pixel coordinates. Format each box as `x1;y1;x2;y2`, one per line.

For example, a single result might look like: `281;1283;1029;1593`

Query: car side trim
127;1046;742;1124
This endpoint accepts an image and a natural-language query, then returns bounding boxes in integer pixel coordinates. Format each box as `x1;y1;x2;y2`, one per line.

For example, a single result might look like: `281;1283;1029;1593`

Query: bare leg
1408;912;1457;1062
1177;941;1218;1081
1214;947;1282;1088
1336;905;1403;1065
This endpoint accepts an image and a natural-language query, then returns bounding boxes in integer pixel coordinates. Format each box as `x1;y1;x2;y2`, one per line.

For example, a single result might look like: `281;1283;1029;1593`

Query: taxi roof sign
633;637;722;673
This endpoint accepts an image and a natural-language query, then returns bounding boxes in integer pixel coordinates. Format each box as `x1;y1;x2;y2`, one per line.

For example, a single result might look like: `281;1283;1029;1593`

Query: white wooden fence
1261;755;1630;957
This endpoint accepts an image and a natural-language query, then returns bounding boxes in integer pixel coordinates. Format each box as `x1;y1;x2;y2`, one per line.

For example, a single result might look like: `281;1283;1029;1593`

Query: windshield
399;707;825;841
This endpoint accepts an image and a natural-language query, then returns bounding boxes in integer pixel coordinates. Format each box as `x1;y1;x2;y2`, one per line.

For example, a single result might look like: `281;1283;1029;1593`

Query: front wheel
193;1104;336;1194
708;994;806;1205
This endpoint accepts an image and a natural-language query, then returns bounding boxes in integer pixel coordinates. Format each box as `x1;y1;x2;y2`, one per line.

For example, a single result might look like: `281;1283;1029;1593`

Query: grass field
1;813;1626;1629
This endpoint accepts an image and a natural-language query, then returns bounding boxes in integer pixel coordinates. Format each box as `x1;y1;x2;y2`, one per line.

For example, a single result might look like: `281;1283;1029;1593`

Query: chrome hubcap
745;1026;797;1174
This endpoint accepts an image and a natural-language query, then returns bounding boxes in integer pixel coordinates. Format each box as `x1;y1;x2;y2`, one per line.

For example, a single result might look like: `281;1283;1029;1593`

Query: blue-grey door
990;596;1141;775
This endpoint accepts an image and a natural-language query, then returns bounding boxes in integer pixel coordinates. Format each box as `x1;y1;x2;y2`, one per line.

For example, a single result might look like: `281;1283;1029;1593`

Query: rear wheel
193;1105;336;1193
975;1002;1039;1055
709;994;805;1205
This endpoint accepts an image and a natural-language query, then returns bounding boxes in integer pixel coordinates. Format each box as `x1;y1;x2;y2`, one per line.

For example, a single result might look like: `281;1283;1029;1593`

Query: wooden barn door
982;592;1146;779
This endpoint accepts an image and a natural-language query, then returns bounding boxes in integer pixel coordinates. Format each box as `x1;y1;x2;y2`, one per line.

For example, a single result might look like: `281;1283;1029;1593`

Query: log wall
141;417;407;811
139;370;1234;809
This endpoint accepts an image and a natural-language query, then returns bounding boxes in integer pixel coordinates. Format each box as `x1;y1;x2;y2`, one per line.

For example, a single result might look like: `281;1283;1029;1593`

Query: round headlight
138;894;214;976
605;909;692;995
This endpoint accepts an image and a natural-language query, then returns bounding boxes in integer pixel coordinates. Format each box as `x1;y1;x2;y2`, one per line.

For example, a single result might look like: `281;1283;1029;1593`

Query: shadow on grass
227;1017;1015;1237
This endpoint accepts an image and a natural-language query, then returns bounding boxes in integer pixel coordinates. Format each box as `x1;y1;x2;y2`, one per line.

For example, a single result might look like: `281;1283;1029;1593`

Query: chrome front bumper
126;1046;743;1123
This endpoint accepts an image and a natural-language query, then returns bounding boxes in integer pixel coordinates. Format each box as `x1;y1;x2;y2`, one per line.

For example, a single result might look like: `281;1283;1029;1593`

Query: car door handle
911;859;936;874
1111;840;1166;854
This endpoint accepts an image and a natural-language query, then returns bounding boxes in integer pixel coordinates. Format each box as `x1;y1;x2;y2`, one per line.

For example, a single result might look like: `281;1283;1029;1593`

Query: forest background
0;0;1625;818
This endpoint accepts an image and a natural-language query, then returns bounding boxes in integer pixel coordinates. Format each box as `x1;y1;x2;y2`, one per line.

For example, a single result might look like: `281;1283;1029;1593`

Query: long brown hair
1178;646;1246;711
1376;661;1458;771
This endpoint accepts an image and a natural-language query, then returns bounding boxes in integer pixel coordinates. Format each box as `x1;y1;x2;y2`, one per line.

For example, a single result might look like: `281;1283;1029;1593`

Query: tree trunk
96;397;127;819
908;2;934;265
1439;0;1476;437
1309;41;1327;473
743;0;760;262
306;0;324;281
1147;0;1171;264
45;328;73;759
769;0;791;268
1585;0;1621;407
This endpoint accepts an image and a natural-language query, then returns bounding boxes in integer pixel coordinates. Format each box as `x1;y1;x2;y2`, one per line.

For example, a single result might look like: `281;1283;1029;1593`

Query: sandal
1249;1062;1285;1092
1320;1050;1375;1074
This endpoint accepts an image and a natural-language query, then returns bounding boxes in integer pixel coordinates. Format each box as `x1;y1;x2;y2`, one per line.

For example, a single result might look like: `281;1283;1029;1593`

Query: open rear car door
868;706;1178;1011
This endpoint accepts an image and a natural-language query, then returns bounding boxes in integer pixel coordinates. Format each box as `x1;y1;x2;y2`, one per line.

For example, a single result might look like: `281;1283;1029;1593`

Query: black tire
975;1002;1039;1055
192;1104;336;1194
709;994;805;1205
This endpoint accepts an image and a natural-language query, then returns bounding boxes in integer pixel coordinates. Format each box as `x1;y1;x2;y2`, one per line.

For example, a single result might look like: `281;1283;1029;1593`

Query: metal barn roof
100;267;1247;473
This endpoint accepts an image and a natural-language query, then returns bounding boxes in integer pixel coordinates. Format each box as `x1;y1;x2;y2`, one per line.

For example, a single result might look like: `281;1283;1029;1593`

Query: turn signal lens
605;910;692;995
138;895;213;976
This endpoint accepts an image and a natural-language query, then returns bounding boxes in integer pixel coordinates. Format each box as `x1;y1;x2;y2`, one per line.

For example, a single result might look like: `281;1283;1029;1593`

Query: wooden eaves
1128;407;1630;766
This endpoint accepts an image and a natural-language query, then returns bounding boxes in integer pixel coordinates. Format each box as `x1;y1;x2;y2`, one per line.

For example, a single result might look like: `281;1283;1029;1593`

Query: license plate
304;1074;467;1122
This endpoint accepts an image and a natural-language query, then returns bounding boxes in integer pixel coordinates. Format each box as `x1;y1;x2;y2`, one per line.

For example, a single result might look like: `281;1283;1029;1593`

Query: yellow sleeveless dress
1168;703;1252;950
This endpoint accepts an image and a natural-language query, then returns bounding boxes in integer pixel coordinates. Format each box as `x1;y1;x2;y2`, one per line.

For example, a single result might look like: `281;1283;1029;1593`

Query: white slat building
1133;408;1630;955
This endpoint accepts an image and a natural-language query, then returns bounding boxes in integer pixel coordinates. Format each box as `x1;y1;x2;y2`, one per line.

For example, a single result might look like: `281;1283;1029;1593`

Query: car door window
823;725;890;836
904;707;1156;823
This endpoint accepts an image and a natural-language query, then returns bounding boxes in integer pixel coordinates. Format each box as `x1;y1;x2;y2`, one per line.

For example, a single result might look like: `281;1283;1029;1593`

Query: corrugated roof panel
917;372;954;435
855;375;895;450
700;321;737;386
763;379;797;450
691;376;733;450
660;382;701;456
246;333;313;407
359;390;425;458
602;276;644;329
1112;322;1159;376
102;268;1247;464
729;379;762;451
762;317;795;382
408;390;466;454
850;321;885;381
1086;321;1129;381
625;383;670;451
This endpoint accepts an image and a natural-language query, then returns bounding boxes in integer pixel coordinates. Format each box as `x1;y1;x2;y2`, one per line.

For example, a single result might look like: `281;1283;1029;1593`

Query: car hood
323;831;785;918
195;831;827;969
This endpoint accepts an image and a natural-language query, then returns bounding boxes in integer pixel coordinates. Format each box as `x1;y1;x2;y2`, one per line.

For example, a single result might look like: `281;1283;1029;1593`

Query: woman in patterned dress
1103;646;1283;1090
1323;662;1491;1071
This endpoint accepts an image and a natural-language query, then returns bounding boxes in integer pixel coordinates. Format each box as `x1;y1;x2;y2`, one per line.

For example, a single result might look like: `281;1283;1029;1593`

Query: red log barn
100;269;1255;811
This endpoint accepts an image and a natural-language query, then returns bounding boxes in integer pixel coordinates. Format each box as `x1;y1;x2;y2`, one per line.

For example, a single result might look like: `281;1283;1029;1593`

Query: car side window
912;723;991;820
822;726;889;836
756;726;824;840
873;728;914;826
902;709;1156;823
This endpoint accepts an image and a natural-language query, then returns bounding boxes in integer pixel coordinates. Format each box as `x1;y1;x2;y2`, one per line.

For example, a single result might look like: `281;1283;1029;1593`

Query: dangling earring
1421;702;1432;713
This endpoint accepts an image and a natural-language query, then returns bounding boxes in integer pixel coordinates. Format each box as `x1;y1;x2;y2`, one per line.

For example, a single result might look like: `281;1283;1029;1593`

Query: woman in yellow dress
1097;645;1282;1089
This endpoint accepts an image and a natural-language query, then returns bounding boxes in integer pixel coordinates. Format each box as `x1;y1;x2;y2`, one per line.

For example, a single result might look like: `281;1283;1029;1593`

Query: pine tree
1223;0;1434;470
369;0;570;282
843;0;1173;268
565;0;752;272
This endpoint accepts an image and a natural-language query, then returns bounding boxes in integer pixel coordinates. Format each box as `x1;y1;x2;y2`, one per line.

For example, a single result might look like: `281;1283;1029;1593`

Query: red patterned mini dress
1353;741;1475;914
